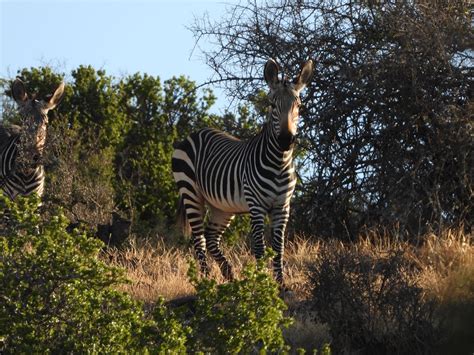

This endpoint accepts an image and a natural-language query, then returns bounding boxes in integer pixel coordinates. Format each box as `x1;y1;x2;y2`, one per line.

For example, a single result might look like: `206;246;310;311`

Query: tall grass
104;229;473;352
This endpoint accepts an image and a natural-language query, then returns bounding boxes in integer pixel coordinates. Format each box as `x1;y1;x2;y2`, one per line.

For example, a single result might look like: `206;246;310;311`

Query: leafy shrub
310;242;439;354
0;195;148;353
147;298;190;353
159;255;293;353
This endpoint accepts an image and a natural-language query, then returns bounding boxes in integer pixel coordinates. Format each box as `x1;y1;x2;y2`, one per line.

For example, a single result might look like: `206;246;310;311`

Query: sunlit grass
104;228;472;304
103;228;473;352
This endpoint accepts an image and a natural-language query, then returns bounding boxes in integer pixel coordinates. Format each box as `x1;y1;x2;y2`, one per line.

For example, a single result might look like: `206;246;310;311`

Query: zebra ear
44;82;65;110
12;79;28;106
264;59;279;90
294;59;314;92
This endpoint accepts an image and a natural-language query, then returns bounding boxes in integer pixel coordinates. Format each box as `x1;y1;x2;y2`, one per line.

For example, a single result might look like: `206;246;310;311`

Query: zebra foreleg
249;207;267;260
192;233;209;277
205;208;235;281
270;206;290;284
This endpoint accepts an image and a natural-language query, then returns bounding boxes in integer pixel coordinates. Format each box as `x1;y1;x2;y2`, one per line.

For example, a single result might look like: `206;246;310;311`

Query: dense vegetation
0;196;296;353
1;195;471;353
0;0;472;353
1;68;222;237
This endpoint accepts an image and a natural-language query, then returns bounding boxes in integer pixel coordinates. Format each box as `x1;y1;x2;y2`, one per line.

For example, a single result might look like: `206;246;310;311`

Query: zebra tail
177;195;191;237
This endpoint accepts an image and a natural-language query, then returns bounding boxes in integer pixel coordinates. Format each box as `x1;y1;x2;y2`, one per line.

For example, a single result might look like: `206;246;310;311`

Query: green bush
0;195;297;353
0;195;148;353
143;253;295;353
184;254;292;353
147;298;190;354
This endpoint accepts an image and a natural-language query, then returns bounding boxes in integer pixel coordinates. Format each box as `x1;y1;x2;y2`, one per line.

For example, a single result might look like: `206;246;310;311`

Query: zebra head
11;79;65;172
264;58;314;151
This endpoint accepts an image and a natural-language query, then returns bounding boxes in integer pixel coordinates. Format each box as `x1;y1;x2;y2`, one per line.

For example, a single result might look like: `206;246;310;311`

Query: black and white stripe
0;126;45;199
172;59;313;284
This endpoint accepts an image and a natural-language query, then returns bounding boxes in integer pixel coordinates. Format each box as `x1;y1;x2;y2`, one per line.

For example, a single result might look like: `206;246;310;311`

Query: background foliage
1;67;229;239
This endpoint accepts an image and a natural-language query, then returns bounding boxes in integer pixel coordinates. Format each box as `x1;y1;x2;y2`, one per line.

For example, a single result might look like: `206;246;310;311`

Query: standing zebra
172;58;313;284
0;79;65;200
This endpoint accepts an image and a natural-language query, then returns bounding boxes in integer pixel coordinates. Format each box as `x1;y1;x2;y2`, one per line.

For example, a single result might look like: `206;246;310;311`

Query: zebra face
268;85;301;147
264;59;314;150
11;79;65;171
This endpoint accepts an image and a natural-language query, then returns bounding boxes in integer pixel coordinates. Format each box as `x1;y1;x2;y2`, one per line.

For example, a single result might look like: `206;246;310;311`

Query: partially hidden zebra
0;79;65;200
172;58;313;284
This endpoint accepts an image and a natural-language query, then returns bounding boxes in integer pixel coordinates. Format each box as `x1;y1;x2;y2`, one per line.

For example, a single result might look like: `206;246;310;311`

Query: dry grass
104;236;321;303
357;228;473;303
284;312;332;352
104;240;194;301
417;229;473;284
104;228;473;304
418;230;474;353
341;228;473;300
103;229;473;351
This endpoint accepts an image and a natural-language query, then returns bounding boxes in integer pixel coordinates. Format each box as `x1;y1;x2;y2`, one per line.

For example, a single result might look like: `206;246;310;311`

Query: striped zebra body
172;59;313;284
0;133;45;200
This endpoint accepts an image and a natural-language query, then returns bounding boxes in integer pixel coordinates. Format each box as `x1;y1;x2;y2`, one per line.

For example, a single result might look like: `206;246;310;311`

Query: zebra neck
17;127;46;168
259;122;294;169
36;123;47;155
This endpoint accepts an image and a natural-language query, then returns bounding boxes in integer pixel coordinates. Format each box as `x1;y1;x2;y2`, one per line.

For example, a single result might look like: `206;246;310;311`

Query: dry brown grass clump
312;228;473;353
105;240;194;302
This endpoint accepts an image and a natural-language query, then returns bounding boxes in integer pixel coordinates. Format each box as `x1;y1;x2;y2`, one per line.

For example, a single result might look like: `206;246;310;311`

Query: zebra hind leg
0;207;12;233
181;195;209;277
205;208;235;281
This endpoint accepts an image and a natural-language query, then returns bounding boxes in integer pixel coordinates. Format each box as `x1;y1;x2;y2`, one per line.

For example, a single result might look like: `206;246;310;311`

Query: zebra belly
200;188;249;213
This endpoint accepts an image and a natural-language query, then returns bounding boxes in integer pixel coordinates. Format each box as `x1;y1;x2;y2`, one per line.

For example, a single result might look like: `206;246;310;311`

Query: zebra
0;79;65;200
172;58;313;284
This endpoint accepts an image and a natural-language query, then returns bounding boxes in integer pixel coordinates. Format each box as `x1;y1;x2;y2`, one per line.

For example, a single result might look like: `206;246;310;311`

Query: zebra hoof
221;265;234;282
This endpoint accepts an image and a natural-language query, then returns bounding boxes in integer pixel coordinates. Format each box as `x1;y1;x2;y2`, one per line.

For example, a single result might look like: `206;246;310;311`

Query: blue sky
1;0;238;111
